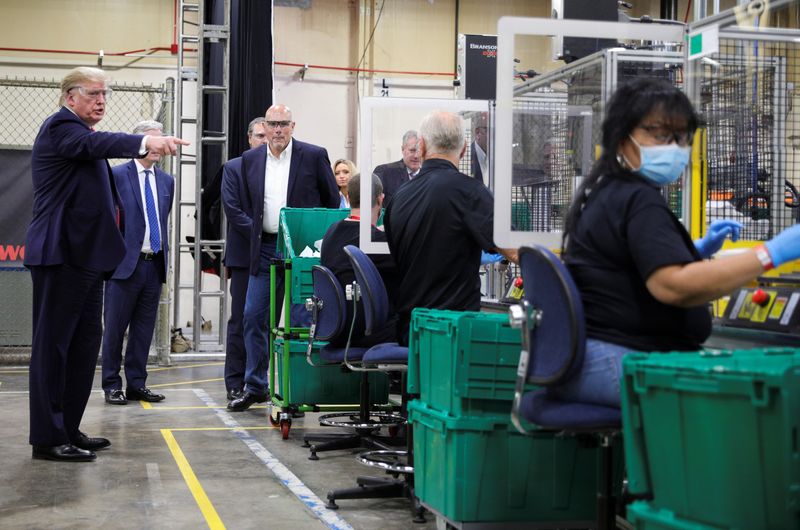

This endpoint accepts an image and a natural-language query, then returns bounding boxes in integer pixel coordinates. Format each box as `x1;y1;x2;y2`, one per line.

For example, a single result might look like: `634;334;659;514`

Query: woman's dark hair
561;77;699;254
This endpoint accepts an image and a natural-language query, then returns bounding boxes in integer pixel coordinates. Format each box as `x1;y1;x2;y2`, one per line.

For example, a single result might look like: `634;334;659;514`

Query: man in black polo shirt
320;173;398;347
384;111;518;344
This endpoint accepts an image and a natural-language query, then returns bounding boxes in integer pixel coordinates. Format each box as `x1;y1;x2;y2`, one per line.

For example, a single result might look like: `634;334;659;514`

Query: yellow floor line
139;401;153;409
148;377;224;388
139;404;268;410
0;370;28;374
161;429;226;530
166;426;274;431
149;362;224;372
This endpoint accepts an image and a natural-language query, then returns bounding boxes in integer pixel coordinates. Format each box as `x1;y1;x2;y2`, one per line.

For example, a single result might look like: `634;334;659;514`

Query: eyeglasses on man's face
266;120;292;129
69;86;114;100
636;124;693;147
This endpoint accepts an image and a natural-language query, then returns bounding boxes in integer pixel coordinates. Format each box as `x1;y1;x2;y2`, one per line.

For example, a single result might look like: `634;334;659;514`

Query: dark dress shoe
127;387;165;402
32;444;96;462
227;391;267;412
226;389;244;401
105;389;127;405
73;431;111;451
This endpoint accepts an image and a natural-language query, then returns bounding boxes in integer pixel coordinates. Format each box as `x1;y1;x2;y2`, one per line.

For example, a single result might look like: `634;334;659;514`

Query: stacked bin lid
621;347;800;530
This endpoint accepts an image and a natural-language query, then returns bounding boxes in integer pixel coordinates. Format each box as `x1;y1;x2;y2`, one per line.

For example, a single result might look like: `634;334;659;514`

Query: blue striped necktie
143;170;161;253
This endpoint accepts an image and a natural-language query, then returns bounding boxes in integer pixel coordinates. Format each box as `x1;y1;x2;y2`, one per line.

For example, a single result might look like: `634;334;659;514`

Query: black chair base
303;410;405;460
303;430;404;461
326;474;426;523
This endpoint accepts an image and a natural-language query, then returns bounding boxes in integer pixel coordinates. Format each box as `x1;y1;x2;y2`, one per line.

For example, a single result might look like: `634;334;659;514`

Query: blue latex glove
694;219;743;258
480;251;504;265
765;223;800;267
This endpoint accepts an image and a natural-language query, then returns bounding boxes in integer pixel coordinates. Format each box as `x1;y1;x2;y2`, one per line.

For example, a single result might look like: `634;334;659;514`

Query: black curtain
195;0;273;274
229;0;273;159
203;0;272;183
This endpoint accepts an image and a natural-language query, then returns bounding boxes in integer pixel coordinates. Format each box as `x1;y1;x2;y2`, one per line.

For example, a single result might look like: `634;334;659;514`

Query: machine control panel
719;286;800;335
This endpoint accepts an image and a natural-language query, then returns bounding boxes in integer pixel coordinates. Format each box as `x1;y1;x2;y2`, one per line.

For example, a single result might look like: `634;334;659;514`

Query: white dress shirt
263;140;293;233
134;159;161;253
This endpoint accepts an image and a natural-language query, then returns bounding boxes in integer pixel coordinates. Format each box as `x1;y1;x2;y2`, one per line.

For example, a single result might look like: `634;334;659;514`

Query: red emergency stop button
752;288;770;307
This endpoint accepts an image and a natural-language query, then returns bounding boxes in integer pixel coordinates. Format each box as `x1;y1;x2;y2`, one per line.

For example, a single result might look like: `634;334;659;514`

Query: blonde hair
59;67;109;106
333;159;358;190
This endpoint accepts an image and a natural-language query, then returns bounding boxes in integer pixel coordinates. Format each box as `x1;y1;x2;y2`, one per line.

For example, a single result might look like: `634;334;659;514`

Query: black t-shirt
320;219;398;347
564;173;711;352
384;158;495;344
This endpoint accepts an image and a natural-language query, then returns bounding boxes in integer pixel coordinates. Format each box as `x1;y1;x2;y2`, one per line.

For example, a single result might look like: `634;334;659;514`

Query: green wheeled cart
266;208;391;439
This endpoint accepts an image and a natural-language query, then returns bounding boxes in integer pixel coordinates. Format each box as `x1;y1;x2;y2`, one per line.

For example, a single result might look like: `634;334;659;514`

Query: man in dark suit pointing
228;104;339;412
101;120;175;406
24;67;188;461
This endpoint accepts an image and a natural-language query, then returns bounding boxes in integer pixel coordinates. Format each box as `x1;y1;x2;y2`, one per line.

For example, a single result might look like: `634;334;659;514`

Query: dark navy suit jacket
241;139;339;275
110;160;174;282
25;107;143;272
221;157;251;269
372;159;411;206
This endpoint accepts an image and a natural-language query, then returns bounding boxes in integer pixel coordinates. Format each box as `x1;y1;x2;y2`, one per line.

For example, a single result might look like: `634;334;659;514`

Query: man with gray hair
25;67;187;461
101;120;175;406
385;111;518;344
372;129;421;205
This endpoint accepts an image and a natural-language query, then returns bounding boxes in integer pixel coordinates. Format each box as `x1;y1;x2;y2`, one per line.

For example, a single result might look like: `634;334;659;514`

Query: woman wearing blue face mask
553;78;800;408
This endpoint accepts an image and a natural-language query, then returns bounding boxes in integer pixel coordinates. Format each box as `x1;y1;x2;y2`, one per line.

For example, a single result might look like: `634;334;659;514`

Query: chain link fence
0;76;173;362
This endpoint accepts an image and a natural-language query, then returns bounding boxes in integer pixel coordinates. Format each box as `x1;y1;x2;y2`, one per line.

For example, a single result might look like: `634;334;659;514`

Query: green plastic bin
626;502;722;530
277;208;349;304
273;338;389;406
408;399;622;524
621;347;800;530
408;309;522;416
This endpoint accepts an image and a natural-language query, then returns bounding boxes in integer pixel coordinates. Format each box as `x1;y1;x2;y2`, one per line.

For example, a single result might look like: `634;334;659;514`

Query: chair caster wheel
301;441;310;448
308;450;319;461
325;496;338;510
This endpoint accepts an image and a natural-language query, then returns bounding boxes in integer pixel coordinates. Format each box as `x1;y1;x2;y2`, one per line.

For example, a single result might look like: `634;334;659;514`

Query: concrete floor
0;362;438;530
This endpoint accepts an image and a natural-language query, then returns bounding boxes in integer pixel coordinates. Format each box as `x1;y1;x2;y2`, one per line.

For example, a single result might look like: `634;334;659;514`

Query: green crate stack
621;347;800;530
274;338;388;405
408;308;522;416
409;400;621;524
626;502;721;530
277;208;349;304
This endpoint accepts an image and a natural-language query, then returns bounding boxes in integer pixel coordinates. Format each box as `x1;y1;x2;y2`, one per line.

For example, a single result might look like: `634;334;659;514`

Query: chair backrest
311;265;347;341
518;245;586;386
343;245;390;336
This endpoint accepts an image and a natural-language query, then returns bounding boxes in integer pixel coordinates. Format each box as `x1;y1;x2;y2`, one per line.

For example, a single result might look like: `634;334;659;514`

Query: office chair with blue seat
301;264;405;459
508;245;623;530
322;245;423;522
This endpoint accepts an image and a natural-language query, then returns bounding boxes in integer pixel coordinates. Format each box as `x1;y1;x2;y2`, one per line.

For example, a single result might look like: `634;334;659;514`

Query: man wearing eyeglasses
24;66;189;461
229;104;339;412
219;117;268;404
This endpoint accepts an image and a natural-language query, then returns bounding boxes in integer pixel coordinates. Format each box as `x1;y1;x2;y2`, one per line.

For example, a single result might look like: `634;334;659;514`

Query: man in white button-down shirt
229;104;339;412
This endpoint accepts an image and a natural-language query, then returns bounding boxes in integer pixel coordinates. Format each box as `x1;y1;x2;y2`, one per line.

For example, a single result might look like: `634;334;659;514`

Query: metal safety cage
684;0;800;252
506;48;685;244
494;17;685;249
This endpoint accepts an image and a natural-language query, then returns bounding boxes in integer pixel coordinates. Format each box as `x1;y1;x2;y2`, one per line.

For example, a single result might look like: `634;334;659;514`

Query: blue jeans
243;239;281;397
549;338;632;407
242;238;313;396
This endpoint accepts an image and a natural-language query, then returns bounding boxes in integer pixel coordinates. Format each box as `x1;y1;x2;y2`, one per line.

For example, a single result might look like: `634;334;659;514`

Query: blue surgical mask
628;135;691;185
